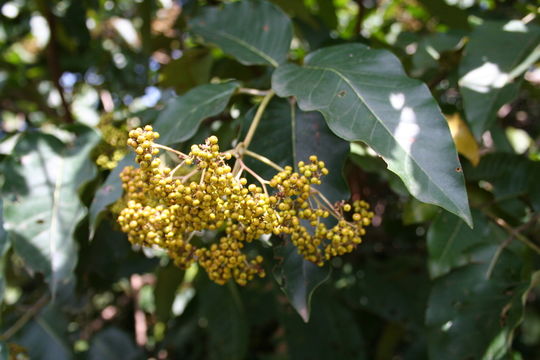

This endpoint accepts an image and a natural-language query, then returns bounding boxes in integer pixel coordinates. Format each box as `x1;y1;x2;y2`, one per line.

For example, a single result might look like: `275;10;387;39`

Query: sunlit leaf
446;113;479;166
190;0;292;67
459;20;540;137
3;127;99;296
273;43;472;226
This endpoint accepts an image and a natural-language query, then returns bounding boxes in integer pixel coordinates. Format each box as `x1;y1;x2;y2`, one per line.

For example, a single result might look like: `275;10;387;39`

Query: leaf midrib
197;28;278;67
303;63;464;218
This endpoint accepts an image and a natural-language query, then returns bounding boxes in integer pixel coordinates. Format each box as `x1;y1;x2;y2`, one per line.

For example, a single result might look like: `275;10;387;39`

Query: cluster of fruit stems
151;90;347;224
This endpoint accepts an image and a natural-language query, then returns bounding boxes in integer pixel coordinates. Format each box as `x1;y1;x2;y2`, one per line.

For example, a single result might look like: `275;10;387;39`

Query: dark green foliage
1;0;539;359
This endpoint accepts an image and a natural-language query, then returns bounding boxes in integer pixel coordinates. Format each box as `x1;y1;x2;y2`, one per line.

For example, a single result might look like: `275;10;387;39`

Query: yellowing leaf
446;113;480;166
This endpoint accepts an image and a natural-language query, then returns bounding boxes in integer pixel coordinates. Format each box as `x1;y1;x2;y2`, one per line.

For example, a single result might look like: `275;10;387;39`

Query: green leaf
426;254;535;360
153;82;239;146
154;262;184;322
0;341;9;360
3;127;100;296
89;153;135;238
243;98;348;321
16;304;72;360
0;198;8;304
198;281;248;360
88;327;144;360
411;31;464;76
283;289;367;360
459;21;540;138
272;43;472;226
158;48;213;94
427;209;506;279
416;0;469;30
274;241;330;323
464;153;540;211
190;0;292;67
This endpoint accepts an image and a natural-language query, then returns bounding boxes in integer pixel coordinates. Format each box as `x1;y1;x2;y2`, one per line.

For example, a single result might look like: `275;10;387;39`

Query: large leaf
190;0;292;67
15;304;72;360
283;289;367;360
416;0;469;29
154;262;185;322
426;255;535;360
153;82;239;146
198;280;248;360
272;43;472;226
427;209;507;279
88;153;135;238
243;98;348;321
3;127;99;296
459;20;540;138
88;327;144;360
0;198;8;304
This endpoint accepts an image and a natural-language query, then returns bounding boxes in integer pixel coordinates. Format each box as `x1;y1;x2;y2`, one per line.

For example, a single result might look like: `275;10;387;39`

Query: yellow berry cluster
117;126;373;286
95;116;129;169
269;157;373;265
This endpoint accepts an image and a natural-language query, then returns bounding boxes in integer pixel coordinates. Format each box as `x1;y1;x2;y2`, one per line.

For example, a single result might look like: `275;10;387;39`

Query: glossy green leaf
158;48;213;94
427;209;506;279
190;0;292;67
154;262;184;322
283;289;367;359
426;254;535;360
3;127;99;296
198;281;248;359
243;98;348;321
459;21;540;138
273;44;471;226
153;82;239;146
16;304;72;360
88;327;144;360
89;153;135;238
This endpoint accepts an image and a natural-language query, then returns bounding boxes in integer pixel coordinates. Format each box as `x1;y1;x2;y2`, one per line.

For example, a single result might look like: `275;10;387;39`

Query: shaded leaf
427;209;506;279
154;262;184;322
198;281;248;360
16;304;72;360
273;43;471;226
459;21;540;138
412;32;464;76
3;127;99;296
89;153;135;238
274;241;330;322
153;82;239;146
190;0;292;67
283;289;367;359
88;327;144;360
158;48;213;94
416;0;469;29
0;341;8;360
0;198;8;304
243;98;348;321
426;254;535;360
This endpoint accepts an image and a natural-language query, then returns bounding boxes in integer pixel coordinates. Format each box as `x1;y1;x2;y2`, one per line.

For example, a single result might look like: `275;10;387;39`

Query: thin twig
243;90;275;150
244;149;284;172
153;143;189;158
488;213;540;255
237;88;272;96
237;158;269;195
0;294;50;341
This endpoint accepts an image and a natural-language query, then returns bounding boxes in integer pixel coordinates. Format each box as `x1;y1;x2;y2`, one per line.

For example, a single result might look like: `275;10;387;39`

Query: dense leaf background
1;0;539;359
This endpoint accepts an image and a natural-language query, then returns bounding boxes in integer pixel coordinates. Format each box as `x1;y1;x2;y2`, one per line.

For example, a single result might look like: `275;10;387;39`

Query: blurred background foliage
0;0;539;359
